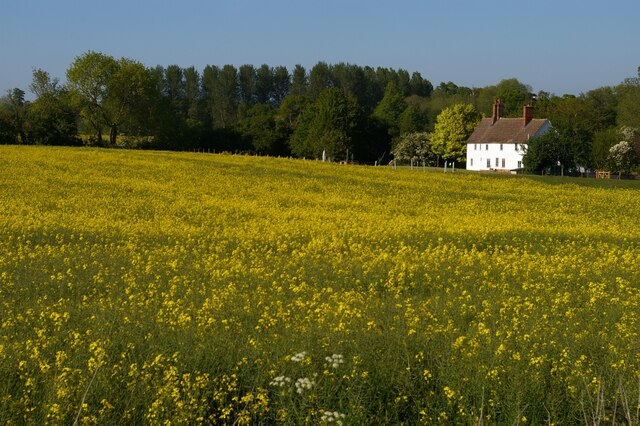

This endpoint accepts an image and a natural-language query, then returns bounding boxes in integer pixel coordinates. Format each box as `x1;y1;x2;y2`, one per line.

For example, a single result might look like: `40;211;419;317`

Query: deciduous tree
27;69;79;146
236;103;287;155
495;78;532;117
238;64;257;106
290;65;307;97
430;103;480;163
104;58;157;145
591;127;618;170
66;51;118;144
203;64;239;128
617;67;640;129
392;132;434;164
523;131;572;174
372;83;406;139
272;66;291;107
608;140;635;176
290;87;359;160
0;97;18;144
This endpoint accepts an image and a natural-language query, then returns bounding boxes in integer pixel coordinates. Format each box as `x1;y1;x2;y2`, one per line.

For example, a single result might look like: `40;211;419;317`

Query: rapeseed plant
0;146;639;423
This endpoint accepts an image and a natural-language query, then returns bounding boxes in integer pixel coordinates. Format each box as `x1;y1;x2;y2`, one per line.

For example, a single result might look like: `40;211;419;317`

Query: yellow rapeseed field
0;145;639;424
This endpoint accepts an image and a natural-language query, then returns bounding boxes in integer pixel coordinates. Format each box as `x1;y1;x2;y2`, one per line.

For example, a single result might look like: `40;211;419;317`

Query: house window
474;144;477;150
517;161;522;168
501;158;505;168
500;144;503;151
485;144;489;151
515;144;519;151
470;158;473;166
486;159;491;168
495;158;499;167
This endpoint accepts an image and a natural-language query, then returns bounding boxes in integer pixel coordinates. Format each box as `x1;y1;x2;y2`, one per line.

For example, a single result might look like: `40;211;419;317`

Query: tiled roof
467;118;551;144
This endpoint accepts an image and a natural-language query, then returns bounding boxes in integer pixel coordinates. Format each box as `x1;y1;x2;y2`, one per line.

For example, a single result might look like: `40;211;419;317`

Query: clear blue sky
1;0;638;99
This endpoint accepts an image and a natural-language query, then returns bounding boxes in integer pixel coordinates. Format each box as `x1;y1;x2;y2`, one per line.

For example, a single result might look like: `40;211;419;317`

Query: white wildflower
294;377;315;394
290;351;307;362
320;410;346;425
269;375;291;387
324;354;344;369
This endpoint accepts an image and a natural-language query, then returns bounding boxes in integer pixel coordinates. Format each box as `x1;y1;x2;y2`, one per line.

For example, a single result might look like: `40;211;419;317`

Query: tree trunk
18;130;28;145
110;126;118;146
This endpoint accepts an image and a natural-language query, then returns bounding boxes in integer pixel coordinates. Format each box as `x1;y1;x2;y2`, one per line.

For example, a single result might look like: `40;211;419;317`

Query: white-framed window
517;160;522;168
495;158;499;167
474;144;477;150
500;144;503;151
485;144;489;151
501;158;505;168
470;158;473;166
486;158;491;168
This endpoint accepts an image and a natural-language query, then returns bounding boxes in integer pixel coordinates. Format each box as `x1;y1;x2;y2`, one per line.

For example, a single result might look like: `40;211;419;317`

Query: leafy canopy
430;103;480;162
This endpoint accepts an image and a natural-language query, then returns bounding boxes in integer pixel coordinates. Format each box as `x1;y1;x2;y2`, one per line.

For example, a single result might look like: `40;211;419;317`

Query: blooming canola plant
0;146;639;424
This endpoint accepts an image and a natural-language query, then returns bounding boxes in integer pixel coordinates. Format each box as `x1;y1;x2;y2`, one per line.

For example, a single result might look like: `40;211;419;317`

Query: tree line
1;51;639;170
521;71;640;175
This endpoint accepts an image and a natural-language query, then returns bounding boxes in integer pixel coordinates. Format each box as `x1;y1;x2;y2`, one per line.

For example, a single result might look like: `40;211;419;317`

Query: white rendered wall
466;142;526;171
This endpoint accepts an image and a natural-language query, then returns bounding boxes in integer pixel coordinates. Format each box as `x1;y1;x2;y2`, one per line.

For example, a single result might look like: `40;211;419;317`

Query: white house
466;100;552;171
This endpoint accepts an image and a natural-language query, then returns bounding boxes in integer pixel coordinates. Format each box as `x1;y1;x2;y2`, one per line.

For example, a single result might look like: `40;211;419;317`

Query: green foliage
290;87;360;160
430;103;480;162
27;92;80;146
548;97;593;166
391;132;435;164
203;64;239;129
66;52;158;146
307;62;333;100
236;103;288;155
523;131;572;174
66;51;118;142
0;103;18;144
290;64;307;97
591;127;619;170
397;105;424;135
12;52;640;172
2;88;29;144
372;83;407;138
495;78;532;116
409;71;433;97
585;86;618;129
616;70;640;129
106;58;158;144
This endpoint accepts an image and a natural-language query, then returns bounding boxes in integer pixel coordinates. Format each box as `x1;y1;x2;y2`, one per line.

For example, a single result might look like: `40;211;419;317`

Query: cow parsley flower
290;351;307;362
324;354;344;369
269;376;291;387
294;377;315;394
320;410;346;425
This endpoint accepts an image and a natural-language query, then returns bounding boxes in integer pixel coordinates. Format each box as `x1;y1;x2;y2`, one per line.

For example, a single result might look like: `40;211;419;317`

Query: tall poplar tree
203;65;238;128
290;65;307;97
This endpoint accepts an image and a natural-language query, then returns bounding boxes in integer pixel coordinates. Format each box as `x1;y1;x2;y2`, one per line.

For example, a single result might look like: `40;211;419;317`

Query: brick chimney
492;99;503;124
523;104;533;126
